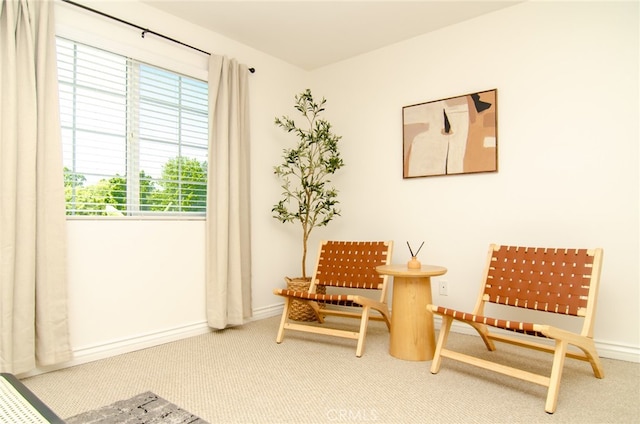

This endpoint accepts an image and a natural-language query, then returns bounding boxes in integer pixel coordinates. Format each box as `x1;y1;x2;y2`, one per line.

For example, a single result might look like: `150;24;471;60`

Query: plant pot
285;277;326;322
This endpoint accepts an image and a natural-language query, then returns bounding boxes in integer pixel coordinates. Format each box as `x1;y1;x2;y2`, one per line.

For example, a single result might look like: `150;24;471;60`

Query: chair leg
380;309;391;330
431;315;453;374
276;298;291;343
309;301;325;323
545;339;568;414
468;322;496;351
578;339;605;379
355;306;371;357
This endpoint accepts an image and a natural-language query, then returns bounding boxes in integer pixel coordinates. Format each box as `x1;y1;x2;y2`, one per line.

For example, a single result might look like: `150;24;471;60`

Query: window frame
57;36;210;219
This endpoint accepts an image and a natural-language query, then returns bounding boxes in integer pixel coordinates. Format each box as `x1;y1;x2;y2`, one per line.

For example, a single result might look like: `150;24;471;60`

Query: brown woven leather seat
428;244;604;414
431;307;542;336
274;289;364;307
273;240;393;357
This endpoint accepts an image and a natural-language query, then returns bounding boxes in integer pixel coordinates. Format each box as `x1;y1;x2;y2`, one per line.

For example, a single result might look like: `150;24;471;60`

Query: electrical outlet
439;280;448;296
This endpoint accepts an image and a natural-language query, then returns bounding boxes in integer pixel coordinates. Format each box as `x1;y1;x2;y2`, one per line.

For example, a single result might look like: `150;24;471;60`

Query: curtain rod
61;0;256;73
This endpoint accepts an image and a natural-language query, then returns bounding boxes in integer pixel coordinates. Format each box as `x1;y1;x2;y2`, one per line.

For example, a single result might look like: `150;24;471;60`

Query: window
56;37;209;217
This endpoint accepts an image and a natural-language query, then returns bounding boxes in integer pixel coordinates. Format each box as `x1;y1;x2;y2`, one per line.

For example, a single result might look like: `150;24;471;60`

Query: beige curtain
206;55;252;329
0;0;72;373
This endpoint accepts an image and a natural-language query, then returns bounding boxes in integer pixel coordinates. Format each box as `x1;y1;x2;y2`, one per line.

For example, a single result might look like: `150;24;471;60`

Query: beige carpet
22;316;640;423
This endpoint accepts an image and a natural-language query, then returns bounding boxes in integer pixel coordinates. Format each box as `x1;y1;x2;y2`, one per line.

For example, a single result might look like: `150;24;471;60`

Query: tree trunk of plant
302;231;308;279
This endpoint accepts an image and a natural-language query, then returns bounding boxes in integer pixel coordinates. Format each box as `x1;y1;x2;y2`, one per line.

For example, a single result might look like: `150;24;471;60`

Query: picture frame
402;89;498;178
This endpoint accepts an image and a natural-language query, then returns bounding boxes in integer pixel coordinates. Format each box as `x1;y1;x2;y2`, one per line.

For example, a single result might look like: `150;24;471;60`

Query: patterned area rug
65;391;208;424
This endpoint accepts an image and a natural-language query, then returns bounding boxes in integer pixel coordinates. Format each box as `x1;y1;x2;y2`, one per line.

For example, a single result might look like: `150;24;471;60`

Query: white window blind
56;37;208;217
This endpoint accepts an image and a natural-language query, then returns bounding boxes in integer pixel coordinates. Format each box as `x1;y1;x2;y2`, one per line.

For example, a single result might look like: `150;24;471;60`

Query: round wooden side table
376;264;447;361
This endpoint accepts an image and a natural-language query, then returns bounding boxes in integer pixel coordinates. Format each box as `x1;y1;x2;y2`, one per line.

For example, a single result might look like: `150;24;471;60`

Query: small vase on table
406;241;425;269
407;256;421;269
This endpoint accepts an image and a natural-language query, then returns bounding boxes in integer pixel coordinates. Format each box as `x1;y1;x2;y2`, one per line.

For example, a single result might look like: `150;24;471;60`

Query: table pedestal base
389;276;436;361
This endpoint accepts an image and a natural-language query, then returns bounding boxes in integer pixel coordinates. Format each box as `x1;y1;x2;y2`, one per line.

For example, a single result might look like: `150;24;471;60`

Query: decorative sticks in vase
407;241;424;269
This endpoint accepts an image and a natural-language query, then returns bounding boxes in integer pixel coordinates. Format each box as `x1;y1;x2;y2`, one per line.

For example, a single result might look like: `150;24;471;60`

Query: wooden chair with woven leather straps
274;240;393;357
428;244;604;414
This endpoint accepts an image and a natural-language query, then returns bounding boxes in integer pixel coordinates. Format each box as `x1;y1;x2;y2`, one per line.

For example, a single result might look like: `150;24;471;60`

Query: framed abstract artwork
402;89;498;178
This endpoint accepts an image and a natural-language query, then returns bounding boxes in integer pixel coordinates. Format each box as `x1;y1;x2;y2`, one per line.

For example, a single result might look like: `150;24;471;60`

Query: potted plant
273;89;344;319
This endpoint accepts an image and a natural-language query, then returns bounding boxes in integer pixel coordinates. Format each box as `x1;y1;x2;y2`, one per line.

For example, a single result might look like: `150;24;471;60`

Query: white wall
44;0;308;373
308;1;639;359
42;0;638;375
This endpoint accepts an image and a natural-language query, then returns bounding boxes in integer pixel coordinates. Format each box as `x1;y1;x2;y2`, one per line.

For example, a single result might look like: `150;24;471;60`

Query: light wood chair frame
428;244;604;414
274;240;393;357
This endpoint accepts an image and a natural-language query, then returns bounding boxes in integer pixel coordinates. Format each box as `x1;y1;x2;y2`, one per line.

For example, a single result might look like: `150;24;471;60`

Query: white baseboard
18;321;211;379
17;305;638;379
19;306;284;378
249;303;284;321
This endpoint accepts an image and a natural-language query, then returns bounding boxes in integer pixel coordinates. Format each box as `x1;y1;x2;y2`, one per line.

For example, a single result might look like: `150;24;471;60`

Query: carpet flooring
65;391;207;424
21;316;640;423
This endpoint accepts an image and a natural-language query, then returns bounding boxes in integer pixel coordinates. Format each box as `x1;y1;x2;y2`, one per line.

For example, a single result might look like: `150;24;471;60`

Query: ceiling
140;1;522;70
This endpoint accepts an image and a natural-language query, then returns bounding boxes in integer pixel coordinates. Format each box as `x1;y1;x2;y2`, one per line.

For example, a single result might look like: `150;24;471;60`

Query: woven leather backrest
314;241;391;289
485;245;597;316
